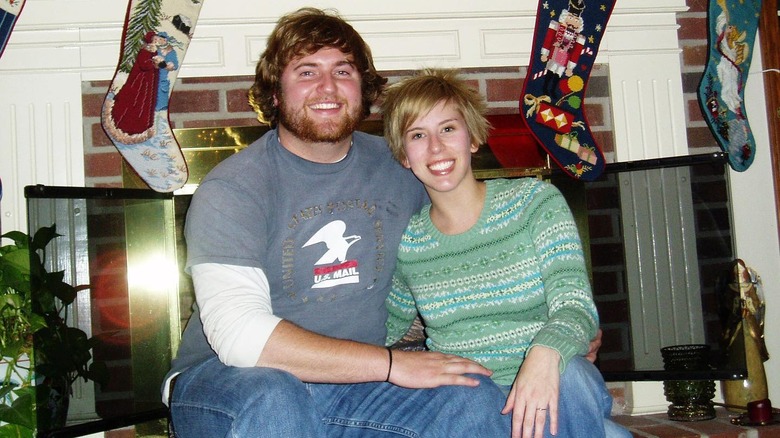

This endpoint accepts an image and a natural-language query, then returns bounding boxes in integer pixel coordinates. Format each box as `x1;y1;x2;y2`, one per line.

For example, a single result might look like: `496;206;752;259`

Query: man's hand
585;328;603;364
387;350;493;389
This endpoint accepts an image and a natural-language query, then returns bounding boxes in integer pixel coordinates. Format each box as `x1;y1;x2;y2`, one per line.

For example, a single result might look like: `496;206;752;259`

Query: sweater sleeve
385;270;419;346
528;182;599;373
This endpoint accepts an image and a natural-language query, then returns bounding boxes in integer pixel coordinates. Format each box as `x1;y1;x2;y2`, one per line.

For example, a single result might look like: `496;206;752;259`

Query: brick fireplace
75;2;728;413
78;50;730;417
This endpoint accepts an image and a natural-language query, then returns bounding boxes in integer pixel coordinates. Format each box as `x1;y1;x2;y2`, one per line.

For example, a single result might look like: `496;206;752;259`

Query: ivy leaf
0;386;36;430
0;231;30;250
30;225;60;254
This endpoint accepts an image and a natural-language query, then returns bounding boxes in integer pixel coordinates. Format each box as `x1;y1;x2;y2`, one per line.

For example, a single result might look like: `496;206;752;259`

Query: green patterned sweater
386;178;599;386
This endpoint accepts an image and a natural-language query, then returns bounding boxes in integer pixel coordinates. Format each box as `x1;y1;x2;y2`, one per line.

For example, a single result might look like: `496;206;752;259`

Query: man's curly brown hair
248;8;387;127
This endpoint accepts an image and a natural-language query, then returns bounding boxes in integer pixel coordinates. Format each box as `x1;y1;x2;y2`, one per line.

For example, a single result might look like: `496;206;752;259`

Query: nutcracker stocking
0;0;25;59
102;0;204;192
520;0;615;181
697;0;761;172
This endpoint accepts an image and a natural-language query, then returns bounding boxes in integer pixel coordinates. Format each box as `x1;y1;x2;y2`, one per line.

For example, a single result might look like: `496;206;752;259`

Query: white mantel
1;0;778;414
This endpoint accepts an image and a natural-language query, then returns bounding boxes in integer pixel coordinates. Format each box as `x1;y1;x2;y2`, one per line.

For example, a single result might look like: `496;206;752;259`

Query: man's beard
278;98;363;143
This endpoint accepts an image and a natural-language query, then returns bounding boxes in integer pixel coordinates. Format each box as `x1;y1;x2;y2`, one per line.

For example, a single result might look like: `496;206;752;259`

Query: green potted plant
0;228;45;436
0;225;108;434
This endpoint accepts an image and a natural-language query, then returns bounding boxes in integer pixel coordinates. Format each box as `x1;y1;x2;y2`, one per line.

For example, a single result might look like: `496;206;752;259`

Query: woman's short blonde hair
380;68;490;163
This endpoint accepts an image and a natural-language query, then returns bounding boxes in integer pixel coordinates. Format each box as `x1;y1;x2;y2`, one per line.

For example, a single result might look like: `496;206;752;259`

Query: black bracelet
385;347;393;382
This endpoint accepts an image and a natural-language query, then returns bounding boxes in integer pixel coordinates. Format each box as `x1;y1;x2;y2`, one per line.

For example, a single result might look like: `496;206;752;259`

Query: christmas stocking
0;0;26;60
697;0;761;172
520;0;615;181
102;0;204;192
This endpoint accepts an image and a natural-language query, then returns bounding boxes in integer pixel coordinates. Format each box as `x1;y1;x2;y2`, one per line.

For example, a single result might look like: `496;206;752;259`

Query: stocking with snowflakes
0;0;25;60
102;0;204;192
520;0;615;181
697;0;762;172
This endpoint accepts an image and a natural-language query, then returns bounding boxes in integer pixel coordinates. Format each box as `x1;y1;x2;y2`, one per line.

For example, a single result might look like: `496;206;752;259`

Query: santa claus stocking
520;0;615;181
0;0;25;59
102;0;204;192
697;0;761;172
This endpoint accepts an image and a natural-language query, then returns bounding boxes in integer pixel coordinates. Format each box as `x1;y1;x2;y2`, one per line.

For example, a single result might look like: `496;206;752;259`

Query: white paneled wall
0;72;84;235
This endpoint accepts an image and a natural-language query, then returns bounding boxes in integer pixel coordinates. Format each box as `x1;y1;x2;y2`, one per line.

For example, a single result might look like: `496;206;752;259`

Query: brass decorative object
719;259;769;411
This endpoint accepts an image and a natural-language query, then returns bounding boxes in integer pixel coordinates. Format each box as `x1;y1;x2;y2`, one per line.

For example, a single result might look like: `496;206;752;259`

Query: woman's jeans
496;356;632;438
169;356;511;437
169;356;631;437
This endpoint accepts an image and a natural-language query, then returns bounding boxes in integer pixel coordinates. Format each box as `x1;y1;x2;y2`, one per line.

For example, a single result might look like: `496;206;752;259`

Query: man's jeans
169;356;631;437
169;356;511;437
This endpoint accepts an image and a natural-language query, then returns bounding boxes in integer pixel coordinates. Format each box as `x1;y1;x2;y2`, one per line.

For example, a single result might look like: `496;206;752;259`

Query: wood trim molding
759;0;780;242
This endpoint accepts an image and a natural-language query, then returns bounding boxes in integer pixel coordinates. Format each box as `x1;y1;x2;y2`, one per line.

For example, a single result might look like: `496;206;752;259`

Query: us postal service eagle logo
303;220;362;289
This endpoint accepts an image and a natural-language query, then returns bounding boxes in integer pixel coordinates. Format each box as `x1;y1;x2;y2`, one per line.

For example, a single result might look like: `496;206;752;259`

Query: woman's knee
560;356;606;390
559;356;613;416
438;374;507;410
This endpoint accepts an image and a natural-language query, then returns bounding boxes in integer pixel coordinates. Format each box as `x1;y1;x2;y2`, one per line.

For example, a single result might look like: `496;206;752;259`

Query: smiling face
402;100;478;195
152;34;169;48
276;47;363;146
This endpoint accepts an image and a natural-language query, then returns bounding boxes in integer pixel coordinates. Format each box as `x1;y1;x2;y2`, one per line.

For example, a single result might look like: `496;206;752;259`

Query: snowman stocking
101;0;204;192
520;0;615;181
697;0;761;172
0;0;25;59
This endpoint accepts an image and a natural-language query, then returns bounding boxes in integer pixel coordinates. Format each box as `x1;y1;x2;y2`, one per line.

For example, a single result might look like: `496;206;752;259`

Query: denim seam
323;417;420;437
171;402;236;423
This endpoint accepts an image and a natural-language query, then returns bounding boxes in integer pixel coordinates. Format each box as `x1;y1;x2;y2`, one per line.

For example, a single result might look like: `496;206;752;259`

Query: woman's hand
501;346;561;438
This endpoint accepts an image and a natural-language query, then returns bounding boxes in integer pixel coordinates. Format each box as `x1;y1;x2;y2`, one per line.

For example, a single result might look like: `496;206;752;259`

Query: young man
164;8;512;437
381;68;630;438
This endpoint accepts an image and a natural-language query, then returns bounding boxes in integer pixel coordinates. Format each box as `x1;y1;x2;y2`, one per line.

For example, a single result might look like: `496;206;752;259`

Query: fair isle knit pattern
386;178;599;386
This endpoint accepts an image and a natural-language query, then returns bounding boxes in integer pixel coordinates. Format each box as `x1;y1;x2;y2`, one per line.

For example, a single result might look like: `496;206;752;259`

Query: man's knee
172;366;320;437
432;376;510;433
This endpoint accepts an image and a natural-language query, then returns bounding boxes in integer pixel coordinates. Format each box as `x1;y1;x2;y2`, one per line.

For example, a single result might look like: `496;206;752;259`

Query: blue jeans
169;356;511;437
497;356;631;438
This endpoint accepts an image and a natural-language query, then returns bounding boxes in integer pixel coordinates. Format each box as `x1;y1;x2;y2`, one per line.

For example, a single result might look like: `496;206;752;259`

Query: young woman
381;68;631;438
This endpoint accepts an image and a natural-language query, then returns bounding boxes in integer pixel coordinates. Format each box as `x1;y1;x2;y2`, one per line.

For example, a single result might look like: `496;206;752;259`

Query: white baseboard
622;381;724;416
